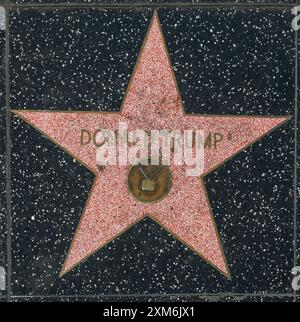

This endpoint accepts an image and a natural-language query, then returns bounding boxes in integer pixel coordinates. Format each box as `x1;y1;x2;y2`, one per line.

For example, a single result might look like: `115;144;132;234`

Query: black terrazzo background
0;30;6;299
161;9;295;115
0;4;297;301
297;33;300;294
9;295;299;302
6;1;300;5
297;37;300;292
10;9;152;111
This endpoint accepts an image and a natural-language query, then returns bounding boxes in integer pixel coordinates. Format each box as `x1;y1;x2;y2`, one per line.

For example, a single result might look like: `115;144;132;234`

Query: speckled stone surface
9;295;299;302
0;28;6;299
7;1;299;5
0;4;298;301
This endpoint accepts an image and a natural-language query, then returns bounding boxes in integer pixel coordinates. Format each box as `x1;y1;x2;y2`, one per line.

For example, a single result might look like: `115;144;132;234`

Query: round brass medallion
127;162;172;204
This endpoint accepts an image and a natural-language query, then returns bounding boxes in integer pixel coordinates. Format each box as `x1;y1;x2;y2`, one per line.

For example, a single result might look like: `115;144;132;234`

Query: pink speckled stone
14;14;288;278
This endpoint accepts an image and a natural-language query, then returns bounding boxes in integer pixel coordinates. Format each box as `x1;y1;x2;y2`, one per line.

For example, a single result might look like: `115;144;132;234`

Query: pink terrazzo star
14;12;289;278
